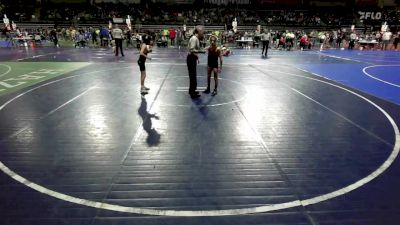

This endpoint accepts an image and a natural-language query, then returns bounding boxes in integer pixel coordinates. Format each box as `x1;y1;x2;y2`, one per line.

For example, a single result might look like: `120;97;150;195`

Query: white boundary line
351;58;400;63
314;51;376;65
0;66;398;216
354;55;400;59
356;53;400;58
253;67;400;206
42;86;97;118
318;51;400;64
362;65;400;88
0;64;12;78
159;76;248;107
16;53;53;61
146;62;279;66
2;86;98;140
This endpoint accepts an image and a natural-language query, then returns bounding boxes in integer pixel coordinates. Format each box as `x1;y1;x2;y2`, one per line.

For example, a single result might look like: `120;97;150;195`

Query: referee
261;29;271;57
112;24;124;57
187;26;205;99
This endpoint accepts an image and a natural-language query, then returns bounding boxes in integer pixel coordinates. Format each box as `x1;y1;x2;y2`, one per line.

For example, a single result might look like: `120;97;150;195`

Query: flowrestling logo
359;11;382;20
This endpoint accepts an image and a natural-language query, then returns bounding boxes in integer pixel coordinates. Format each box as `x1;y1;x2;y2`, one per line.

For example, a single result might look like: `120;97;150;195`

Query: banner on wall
355;0;378;6
358;11;382;20
112;18;124;24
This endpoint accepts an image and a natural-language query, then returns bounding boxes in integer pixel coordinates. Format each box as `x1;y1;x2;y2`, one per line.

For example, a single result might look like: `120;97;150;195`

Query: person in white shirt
261;29;271;57
349;32;357;50
112;24;124;56
187;26;205;99
382;30;392;50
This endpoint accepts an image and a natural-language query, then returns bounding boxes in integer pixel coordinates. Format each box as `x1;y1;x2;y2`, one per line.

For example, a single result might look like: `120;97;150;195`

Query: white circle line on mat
158;76;248;107
0;66;398;217
0;64;12;78
363;65;400;88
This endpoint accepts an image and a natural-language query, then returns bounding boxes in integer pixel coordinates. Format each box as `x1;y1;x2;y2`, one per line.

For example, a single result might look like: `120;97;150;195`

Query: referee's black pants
187;53;198;96
115;39;124;56
262;40;269;56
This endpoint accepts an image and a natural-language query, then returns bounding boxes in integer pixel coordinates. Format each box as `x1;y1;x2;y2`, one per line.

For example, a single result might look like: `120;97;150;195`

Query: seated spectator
278;36;285;49
300;35;311;50
161;36;168;47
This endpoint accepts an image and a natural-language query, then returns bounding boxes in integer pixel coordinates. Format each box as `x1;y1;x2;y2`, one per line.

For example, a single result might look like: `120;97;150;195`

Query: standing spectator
393;32;399;50
91;27;98;46
300;34;311;50
376;32;382;49
163;28;169;43
272;31;278;48
177;28;183;48
333;30;338;48
382;30;392;50
349;32;357;50
336;30;342;49
100;26;109;47
328;31;334;48
112;24;124;56
126;29;132;48
84;30;91;45
136;33;142;49
278;35;285;50
311;30;318;48
285;31;295;51
169;28;176;46
161;36;168;47
50;28;58;47
66;28;71;41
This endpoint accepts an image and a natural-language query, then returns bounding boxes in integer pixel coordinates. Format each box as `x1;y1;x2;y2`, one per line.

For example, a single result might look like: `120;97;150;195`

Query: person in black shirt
50;28;58;47
91;28;98;46
126;29;132;48
393;32;399;50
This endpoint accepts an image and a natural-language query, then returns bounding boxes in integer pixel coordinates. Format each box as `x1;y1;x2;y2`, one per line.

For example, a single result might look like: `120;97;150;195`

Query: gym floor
0;46;400;225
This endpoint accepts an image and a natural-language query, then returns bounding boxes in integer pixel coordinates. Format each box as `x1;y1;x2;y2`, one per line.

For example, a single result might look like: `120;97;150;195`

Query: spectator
169;28;176;46
382;30;392;50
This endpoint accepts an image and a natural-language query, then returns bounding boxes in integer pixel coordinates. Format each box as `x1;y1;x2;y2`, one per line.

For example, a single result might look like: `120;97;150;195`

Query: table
357;40;379;49
236;39;253;48
12;36;34;47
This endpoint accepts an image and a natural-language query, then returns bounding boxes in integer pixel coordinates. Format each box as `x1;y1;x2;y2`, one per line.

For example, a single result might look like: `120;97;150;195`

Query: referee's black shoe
190;93;201;99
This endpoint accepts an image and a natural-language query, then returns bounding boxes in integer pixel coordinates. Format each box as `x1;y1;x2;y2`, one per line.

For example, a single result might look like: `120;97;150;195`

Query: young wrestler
204;35;223;96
